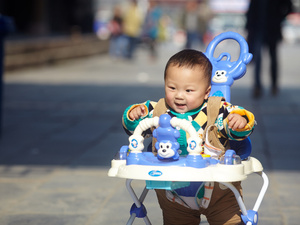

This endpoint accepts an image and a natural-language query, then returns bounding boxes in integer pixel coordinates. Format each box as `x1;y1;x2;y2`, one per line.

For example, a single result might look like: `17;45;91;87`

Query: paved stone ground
0;40;300;225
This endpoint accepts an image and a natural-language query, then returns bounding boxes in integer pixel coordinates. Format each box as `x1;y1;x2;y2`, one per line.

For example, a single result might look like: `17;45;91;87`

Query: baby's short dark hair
164;49;212;84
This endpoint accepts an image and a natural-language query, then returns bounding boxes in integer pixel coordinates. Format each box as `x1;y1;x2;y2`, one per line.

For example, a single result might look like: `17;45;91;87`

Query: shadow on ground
1;83;299;171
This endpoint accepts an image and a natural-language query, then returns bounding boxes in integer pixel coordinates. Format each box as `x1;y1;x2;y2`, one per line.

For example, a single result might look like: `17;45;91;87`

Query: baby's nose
175;91;184;99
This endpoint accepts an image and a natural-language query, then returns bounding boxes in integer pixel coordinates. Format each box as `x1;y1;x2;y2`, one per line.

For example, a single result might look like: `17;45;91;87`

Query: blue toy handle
205;31;253;102
205;31;252;68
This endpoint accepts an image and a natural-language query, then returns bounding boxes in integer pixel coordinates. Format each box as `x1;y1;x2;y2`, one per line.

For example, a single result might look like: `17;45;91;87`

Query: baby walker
108;31;269;225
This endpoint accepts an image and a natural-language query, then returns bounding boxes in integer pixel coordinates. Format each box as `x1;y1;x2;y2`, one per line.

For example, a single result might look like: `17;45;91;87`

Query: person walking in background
246;0;293;98
108;5;124;59
181;0;200;49
198;0;213;46
141;0;162;60
122;0;143;60
181;0;212;49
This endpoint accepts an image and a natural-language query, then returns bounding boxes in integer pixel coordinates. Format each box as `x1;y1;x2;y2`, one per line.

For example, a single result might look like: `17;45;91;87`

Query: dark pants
252;35;278;89
124;35;138;59
185;31;201;49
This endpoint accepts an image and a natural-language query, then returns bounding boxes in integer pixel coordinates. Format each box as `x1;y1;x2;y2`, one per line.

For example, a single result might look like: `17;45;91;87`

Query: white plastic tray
108;156;263;182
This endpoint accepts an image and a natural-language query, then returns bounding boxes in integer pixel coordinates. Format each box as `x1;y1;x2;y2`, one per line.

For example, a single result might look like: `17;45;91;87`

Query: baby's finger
129;109;139;120
140;105;146;116
228;117;238;129
227;114;233;121
237;118;247;129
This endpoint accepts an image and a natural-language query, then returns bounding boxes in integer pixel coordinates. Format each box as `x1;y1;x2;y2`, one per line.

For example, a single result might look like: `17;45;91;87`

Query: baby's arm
122;100;154;135
129;105;147;120
222;105;255;141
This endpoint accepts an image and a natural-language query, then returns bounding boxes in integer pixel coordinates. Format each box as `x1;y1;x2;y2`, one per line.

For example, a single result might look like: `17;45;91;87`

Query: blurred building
1;0;299;70
0;0;94;37
0;0;109;71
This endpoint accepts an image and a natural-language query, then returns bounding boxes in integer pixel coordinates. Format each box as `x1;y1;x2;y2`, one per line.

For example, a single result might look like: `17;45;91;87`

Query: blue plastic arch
205;31;253;102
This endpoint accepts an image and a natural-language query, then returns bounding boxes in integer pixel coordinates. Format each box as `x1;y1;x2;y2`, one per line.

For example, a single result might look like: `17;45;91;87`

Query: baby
122;49;255;225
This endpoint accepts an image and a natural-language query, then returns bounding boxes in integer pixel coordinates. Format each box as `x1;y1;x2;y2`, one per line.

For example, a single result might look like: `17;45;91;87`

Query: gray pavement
0;41;300;225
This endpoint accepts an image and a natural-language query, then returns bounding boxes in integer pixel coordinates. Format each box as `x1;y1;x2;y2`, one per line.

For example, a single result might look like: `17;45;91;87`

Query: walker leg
220;182;259;225
253;172;269;212
241;171;269;225
221;171;269;225
127;214;136;225
219;182;248;216
125;179;151;225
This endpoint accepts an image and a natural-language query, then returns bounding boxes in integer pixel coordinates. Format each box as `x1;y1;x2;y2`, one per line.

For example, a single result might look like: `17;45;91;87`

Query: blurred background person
181;0;200;49
180;0;212;49
122;0;143;60
157;14;170;44
141;0;162;60
107;5;124;60
198;0;214;46
246;0;293;98
0;15;14;137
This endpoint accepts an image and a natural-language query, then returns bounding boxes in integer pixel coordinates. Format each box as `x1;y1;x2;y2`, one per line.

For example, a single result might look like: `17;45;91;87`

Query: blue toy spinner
125;114;218;168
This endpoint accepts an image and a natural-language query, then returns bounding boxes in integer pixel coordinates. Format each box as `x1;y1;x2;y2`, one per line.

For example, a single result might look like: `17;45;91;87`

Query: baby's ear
205;86;211;99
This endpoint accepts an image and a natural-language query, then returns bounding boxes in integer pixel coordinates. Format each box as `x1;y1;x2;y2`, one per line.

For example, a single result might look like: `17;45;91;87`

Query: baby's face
165;65;211;114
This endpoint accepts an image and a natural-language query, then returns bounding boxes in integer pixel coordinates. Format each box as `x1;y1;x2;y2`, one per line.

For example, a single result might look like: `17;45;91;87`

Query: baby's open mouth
175;103;186;107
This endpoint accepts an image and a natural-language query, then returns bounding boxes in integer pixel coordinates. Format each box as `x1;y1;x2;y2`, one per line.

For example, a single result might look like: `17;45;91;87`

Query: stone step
4;34;109;71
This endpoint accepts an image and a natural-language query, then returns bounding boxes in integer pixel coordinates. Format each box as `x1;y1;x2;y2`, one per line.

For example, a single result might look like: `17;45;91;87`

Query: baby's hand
129;105;147;120
227;113;247;131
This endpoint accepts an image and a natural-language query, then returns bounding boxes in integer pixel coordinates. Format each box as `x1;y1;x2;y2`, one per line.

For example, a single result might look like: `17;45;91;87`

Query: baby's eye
186;89;193;93
169;86;175;90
